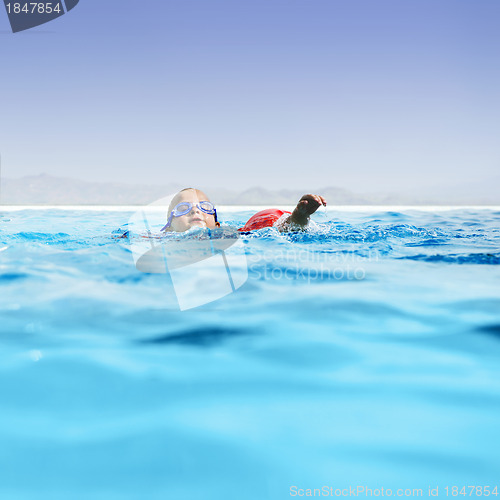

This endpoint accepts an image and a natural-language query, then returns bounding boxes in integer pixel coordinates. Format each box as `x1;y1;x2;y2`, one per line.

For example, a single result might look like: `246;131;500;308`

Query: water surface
1;206;499;499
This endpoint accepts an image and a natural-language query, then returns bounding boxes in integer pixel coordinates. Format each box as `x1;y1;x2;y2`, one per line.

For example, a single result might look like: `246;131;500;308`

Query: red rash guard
237;209;291;232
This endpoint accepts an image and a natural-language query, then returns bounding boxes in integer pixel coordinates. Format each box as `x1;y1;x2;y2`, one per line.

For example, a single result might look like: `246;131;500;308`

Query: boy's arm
277;194;327;231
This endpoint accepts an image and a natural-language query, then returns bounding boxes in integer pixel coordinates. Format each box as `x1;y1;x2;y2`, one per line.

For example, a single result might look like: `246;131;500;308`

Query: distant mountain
216;186;369;205
0;174;372;205
1;174;183;205
0;174;498;205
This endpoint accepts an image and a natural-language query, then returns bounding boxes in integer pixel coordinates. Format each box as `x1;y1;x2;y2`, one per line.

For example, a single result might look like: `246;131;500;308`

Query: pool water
1;207;499;500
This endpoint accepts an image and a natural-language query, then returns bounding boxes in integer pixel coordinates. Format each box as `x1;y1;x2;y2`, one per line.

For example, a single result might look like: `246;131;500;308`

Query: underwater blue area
1;207;500;499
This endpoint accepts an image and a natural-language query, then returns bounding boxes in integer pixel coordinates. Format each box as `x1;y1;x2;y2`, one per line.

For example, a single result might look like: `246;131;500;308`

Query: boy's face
169;189;218;232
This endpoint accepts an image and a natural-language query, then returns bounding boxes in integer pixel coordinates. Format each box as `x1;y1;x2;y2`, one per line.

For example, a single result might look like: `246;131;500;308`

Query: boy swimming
162;188;327;233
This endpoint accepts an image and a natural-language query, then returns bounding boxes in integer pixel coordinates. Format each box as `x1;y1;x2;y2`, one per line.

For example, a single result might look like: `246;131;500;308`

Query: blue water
1;207;500;500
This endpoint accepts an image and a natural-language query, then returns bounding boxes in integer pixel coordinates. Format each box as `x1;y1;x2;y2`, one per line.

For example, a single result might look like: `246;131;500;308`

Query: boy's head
162;188;220;232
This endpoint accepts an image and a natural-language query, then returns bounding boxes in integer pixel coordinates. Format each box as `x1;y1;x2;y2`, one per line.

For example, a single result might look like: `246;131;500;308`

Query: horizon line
1;204;499;212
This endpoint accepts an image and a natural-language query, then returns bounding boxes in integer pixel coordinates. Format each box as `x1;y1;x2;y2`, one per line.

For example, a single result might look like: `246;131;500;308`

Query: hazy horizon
1;172;499;206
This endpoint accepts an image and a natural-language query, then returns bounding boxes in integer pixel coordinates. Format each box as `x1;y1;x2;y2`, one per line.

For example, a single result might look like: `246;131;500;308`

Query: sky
0;0;499;195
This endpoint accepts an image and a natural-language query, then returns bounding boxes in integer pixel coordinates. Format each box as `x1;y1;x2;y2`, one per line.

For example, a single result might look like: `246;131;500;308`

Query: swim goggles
161;201;218;230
